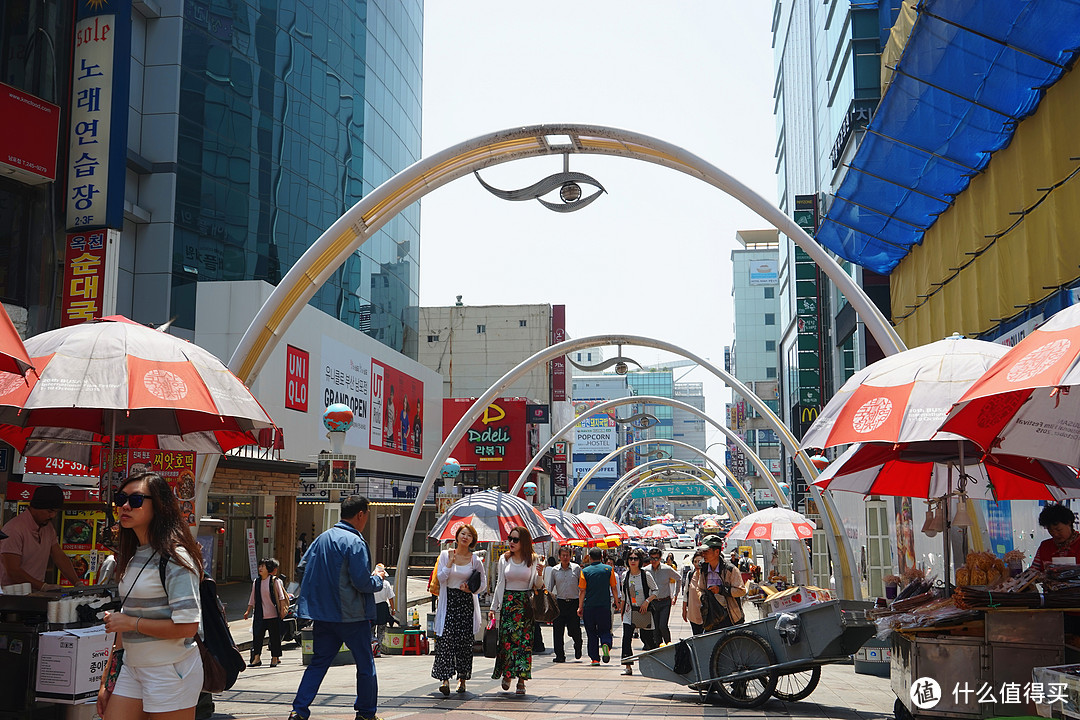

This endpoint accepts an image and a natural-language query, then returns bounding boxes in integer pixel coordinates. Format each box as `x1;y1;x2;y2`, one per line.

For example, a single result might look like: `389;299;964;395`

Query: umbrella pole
943;463;952;598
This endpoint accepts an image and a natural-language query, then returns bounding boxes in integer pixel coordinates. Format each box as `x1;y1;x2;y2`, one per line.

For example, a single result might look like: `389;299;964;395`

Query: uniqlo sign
61;231;107;326
285;345;309;412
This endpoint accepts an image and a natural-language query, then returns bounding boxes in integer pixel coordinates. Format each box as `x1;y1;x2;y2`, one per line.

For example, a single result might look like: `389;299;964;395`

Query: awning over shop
815;0;1080;275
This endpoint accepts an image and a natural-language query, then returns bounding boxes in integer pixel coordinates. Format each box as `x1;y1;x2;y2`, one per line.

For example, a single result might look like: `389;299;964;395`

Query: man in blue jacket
290;495;386;720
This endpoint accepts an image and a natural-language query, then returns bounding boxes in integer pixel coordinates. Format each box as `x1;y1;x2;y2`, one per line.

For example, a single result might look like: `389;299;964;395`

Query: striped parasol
428;489;553;543
541;508;593;542
621;524;643;539
640;523;677;540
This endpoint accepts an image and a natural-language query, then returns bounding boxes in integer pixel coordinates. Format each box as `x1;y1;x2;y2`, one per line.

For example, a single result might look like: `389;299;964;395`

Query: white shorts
113;649;203;713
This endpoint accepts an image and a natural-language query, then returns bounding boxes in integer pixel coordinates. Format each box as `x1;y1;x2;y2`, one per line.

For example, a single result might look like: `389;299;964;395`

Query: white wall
195;281;443;476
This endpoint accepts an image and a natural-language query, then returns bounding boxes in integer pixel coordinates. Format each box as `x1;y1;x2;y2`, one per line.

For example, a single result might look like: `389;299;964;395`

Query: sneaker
601;644;610;663
552;656;565;663
287;713;307;720
621;665;634;676
590;660;601;666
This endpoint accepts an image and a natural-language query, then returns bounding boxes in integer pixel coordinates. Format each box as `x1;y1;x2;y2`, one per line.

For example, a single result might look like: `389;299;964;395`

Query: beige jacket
685;561;745;626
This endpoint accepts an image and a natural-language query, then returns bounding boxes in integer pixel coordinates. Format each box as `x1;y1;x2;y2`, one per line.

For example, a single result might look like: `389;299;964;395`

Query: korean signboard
443;398;529;470
551;305;567;401
66;2;131;230
285;345;309;412
101;448;197;526
320;336;371;449
61;230;114;325
370;359;424;458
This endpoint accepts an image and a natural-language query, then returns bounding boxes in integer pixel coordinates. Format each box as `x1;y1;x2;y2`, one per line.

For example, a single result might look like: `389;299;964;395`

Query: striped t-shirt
118;544;201;666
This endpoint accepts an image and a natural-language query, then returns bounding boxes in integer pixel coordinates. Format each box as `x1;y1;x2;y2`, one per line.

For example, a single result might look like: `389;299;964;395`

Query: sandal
501;676;511;691
270;658;281;667
516;679;526;695
439;681;450;696
457;680;467;693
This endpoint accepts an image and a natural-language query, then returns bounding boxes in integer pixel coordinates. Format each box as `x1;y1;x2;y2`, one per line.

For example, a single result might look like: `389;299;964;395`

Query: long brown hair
115;471;203;578
502;525;535;566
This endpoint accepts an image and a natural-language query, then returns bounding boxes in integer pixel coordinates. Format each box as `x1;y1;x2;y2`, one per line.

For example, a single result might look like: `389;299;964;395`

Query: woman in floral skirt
489;526;544;695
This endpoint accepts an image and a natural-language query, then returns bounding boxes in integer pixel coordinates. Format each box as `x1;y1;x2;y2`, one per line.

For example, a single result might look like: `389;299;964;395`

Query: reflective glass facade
172;0;422;355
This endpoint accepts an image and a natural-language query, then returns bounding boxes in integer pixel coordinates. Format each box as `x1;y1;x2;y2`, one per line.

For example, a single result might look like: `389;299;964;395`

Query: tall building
728;229;783;506
2;0;422;353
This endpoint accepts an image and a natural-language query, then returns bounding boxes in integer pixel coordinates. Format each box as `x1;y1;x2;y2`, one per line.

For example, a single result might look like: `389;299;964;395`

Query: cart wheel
773;665;821;702
707;629;778;708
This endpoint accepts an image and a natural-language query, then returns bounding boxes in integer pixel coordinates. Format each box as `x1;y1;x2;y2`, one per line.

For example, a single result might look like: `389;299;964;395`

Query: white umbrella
725;507;816;543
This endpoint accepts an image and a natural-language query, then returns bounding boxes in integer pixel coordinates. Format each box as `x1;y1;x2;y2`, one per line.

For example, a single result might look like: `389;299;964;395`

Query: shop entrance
207;495;260;581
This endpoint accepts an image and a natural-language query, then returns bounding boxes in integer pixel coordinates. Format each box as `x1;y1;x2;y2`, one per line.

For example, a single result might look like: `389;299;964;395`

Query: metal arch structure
597;462;741;521
563;398;777;514
201;124;910;613
609;469;739;525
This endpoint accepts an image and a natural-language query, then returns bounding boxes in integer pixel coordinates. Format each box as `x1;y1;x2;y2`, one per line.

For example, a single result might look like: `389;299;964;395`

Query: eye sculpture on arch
474;168;607;213
613;413;661;430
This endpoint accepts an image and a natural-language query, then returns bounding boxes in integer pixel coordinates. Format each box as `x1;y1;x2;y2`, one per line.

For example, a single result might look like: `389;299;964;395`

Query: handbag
528;589;559;623
466;568;482;593
700;589;731;632
631;609;652;629
103;648;124;693
196;635;229;693
483;616;500;658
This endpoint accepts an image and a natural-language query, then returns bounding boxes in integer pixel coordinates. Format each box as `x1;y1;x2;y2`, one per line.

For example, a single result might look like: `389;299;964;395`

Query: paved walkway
211;588;898;720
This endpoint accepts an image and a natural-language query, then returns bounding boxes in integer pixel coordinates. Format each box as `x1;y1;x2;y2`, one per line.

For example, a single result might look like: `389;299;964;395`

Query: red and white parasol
621;524;643;539
640;523;677;540
428;489;553;543
0;316;274;464
941;304;1080;468
800;337;1008;450
0;304;33;377
541;508;593;542
576;512;627;539
725;507;816;543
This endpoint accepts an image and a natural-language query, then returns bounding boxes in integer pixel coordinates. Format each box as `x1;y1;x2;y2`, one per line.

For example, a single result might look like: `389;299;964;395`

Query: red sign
6;480;100;504
443;397;529;471
285;345;309;412
25;456;97;477
0;83;60;184
370;360;425;458
61;230;108;325
551;305;567;402
103;448;197;525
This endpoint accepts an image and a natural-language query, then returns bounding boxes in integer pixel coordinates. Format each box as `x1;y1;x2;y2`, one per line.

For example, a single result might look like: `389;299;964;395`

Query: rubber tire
707;628;778;708
773;665;821;702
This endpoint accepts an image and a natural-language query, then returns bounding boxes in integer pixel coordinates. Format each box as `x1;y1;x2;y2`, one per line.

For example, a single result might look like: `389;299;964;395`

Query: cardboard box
35;625;114;704
763;585;833;614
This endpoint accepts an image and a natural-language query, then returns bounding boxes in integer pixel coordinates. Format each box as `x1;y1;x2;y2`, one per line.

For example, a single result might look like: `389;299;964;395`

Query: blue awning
814;0;1080;274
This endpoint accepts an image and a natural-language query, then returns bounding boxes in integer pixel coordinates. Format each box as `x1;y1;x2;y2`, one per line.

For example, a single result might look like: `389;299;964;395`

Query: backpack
160;555;247;692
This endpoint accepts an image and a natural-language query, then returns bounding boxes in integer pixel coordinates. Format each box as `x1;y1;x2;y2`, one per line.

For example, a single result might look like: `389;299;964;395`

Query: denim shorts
112;649;203;712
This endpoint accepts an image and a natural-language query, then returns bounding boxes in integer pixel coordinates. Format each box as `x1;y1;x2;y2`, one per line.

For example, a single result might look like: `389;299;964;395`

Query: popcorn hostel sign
66;2;131;230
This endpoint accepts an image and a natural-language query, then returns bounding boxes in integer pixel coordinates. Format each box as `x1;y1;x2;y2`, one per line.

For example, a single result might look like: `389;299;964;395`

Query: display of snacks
954;551;1007;588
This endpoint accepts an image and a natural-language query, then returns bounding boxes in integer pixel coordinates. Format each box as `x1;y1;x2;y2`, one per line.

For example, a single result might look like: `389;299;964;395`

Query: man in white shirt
646;548;681;646
545;546;583;662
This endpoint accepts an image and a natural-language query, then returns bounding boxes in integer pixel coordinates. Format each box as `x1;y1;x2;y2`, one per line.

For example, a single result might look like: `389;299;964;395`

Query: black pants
552;598;582;660
647;599;672;645
253;616;283;658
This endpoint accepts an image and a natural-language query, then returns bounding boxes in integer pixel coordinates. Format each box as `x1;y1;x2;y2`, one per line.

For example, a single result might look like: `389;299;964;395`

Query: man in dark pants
646;547;681;647
289;495;387;720
577;547;619;666
546;545;583;662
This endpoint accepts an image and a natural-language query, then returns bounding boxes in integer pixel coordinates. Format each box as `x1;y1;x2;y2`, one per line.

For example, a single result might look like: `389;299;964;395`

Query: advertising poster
983;500;1015;555
320;336;371;449
894;496;916;575
59;509;103;586
369;359;424;458
442;398;529;470
101;448;197;526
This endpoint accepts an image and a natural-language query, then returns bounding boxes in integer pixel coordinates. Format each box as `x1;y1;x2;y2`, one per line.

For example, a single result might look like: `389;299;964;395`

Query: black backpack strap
158;553;170;594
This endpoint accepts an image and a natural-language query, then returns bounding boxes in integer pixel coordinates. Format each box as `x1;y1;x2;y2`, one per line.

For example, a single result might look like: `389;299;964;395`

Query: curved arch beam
594;457;744;521
564;398;774;514
227;124;902;387
607;470;738;524
603;468;741;523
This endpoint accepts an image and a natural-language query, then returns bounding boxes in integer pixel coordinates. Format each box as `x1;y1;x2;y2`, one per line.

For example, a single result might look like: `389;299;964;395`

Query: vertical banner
246;527;258;581
61;230;107;325
552;462;568;497
67;1;131;230
551;305;566;402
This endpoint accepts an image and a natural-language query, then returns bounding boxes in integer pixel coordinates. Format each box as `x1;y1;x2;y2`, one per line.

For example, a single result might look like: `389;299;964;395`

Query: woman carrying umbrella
1031;504;1080;571
489;526;544;695
431;524;486;696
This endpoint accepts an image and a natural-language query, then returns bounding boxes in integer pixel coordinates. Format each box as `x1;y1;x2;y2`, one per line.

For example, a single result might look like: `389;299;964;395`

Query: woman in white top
618;549;657;676
488;526;544;695
431;523;487;695
97;471;204;719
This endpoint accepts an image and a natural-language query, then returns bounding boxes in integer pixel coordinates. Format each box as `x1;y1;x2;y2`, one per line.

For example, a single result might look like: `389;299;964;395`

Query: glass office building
171;0;422;354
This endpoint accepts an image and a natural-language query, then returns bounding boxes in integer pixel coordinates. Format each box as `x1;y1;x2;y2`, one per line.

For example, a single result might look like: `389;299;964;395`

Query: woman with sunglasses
97;472;205;720
618;550;657;676
431;523;486;696
488;526;544;695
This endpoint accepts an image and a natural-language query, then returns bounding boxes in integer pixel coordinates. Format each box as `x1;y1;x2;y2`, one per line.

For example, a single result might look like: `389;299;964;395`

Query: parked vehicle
671;533;696;549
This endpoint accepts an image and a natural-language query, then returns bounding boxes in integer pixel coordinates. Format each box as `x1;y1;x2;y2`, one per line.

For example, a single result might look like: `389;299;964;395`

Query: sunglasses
113;492;148;509
628;556;642;562
508;536;521;543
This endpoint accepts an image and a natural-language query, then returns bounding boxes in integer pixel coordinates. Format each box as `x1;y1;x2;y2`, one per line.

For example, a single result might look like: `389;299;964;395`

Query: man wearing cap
683;535;744;635
0;486;85;590
646;548;681;646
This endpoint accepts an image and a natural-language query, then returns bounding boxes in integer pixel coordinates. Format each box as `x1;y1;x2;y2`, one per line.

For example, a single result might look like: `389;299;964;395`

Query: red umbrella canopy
541;508;592;541
428;489;553;543
0;316;274;462
942;304;1080;467
813;442;1080;501
725;507;816;543
0;304;33;377
641;523;677;539
800;337;1008;450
